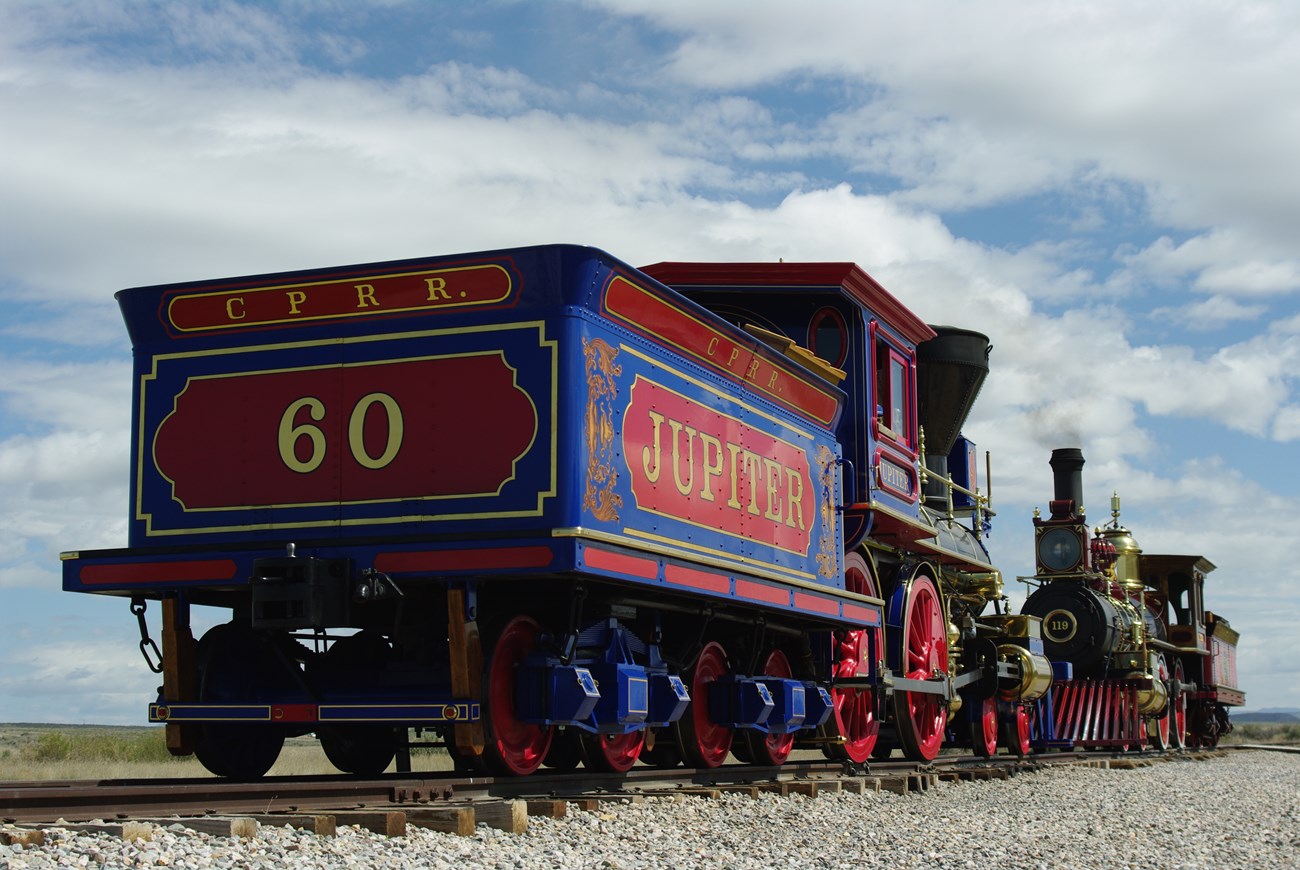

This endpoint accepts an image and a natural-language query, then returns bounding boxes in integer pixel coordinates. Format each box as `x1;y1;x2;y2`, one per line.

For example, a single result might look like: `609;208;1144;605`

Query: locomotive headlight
1038;527;1081;572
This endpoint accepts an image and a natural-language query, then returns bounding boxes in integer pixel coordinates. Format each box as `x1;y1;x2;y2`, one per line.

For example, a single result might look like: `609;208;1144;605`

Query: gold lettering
425;277;450;301
669;419;697;496
726;348;740;367
355;283;379;308
641;410;665;483
639;405;810;537
726;443;744;508
742;450;763;515
286;290;307;315
786;467;805;530
767;371;780;389
698;433;723;502
706;337;719;357
745;359;761;380
763;457;783;522
225;297;245;320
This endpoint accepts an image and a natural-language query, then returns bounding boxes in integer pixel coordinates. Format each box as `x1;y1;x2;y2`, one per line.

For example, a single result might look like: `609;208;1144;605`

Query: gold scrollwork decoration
815;443;838;579
582;337;623;523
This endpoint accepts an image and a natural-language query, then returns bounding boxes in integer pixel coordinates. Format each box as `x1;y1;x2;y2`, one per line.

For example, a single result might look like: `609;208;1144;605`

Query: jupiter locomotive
60;243;1239;778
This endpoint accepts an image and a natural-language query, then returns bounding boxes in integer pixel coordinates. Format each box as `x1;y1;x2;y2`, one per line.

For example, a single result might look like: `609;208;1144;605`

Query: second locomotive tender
62;243;1049;778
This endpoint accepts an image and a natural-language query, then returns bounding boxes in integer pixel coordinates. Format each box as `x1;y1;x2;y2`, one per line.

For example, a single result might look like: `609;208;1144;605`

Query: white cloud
595;1;1300;259
1120;231;1300;298
1272;406;1300;441
0;637;158;723
1151;295;1268;332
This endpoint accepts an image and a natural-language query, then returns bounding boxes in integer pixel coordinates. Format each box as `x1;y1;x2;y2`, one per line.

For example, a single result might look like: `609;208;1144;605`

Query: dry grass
0;724;455;781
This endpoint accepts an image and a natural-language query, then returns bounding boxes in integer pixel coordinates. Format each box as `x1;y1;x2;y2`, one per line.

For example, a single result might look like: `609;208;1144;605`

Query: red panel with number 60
152;354;537;510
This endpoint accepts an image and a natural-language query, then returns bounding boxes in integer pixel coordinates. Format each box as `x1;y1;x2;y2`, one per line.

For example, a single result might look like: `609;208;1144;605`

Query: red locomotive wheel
675;641;733;768
745;649;797;767
483;616;554;776
1170;660;1188;750
582;729;646;773
1148;656;1172;751
970;696;998;758
1001;704;1031;757
893;573;948;762
823;551;879;764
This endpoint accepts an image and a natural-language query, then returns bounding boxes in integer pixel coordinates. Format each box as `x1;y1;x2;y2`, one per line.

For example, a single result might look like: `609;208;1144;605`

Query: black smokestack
1049;448;1085;518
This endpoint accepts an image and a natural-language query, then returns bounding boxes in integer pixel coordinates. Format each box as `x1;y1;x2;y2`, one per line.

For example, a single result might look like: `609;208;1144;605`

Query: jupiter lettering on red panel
621;377;813;555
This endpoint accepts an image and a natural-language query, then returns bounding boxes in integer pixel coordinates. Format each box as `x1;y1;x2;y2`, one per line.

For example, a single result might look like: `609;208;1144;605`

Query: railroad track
0;748;1227;841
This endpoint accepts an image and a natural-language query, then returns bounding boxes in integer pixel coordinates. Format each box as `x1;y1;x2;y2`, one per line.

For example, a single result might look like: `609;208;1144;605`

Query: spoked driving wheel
483;616;554;776
823;551;879;764
1170;660;1188;750
1148;655;1172;751
1001;704;1031;757
674;641;733;769
582;729;646;773
969;695;998;758
892;573;948;762
192;623;287;780
744;649;796;767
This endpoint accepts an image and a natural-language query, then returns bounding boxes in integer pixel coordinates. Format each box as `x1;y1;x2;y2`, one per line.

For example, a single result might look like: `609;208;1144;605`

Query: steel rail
0;750;1208;827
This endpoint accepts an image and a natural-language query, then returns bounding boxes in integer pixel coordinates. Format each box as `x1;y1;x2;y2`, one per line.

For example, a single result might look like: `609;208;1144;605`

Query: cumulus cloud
1150;295;1268;332
0;637;158;723
1120;231;1300;298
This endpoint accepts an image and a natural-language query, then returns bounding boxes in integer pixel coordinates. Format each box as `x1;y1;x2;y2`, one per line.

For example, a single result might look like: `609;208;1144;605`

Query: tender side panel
131;320;558;544
578;277;847;590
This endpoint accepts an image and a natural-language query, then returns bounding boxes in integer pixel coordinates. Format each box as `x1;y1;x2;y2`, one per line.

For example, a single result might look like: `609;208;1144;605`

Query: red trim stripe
374;546;554;573
793;591;841;616
735;578;791;606
664;563;731;594
582;547;660;580
842;602;881;626
80;559;239;585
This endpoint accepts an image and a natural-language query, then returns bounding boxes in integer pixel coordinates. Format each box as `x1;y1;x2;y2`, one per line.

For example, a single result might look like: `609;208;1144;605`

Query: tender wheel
581;730;646;773
674;641;733;768
1169;660;1188;750
892;573;948;762
314;632;399;776
1148;655;1172;751
1001;704;1031;757
483;616;554;775
192;623;287;780
744;649;796;767
320;725;399;776
969;695;998;758
823;551;879;763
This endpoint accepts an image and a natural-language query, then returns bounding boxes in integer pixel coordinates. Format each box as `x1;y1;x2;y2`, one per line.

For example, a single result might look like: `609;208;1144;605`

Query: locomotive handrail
916;427;996;535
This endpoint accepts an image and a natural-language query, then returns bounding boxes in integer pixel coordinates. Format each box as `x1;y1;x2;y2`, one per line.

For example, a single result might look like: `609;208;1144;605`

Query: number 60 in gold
278;393;404;473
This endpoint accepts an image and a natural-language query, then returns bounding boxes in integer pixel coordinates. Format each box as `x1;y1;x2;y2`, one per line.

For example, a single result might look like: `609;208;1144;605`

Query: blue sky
2;0;1298;723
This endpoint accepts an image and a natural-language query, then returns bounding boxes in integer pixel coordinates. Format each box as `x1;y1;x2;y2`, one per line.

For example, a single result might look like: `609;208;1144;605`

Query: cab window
873;334;915;450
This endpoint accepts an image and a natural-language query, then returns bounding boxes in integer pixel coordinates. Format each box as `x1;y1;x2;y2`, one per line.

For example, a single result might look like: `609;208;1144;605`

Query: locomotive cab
645;262;1044;762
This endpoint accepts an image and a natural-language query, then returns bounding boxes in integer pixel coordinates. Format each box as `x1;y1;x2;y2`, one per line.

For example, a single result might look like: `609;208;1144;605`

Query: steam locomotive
59;243;1241;778
1021;448;1244;750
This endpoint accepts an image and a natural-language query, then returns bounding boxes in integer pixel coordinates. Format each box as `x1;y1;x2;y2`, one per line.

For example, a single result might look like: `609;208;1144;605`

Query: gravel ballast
3;751;1297;869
